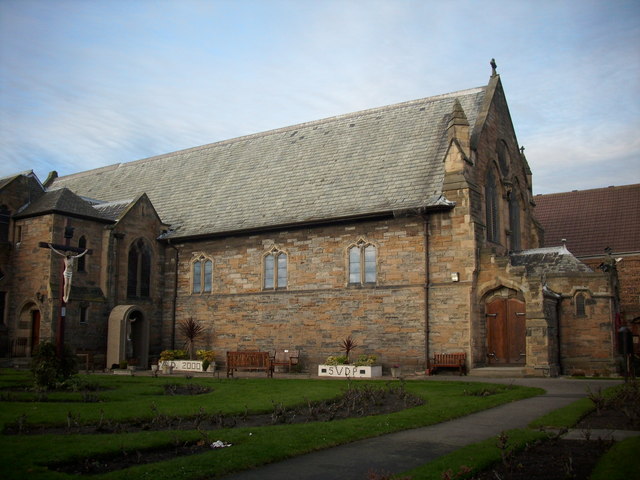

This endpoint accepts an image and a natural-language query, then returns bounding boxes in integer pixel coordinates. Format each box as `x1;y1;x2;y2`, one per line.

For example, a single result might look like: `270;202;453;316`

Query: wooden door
486;298;526;365
30;310;41;353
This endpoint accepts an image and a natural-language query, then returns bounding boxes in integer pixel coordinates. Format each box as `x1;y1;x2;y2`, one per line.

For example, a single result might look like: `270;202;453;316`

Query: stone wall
163;217;429;370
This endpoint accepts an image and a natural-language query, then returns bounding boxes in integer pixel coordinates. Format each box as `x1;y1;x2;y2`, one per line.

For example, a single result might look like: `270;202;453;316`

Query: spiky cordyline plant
178;317;205;360
341;335;359;363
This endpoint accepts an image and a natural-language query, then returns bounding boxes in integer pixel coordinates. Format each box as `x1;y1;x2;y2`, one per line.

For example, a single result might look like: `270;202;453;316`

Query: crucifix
38;222;92;357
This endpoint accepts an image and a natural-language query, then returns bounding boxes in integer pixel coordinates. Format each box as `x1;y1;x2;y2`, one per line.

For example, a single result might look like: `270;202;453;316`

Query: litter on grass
211;440;232;449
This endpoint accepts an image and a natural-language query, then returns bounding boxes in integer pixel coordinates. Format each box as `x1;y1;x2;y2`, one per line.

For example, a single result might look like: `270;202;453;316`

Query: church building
0;65;620;376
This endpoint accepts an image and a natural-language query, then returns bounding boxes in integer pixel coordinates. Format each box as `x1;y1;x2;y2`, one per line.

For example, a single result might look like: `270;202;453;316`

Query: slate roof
535;184;640;257
92;199;135;221
510;246;593;275
49;86;488;239
14;188;112;222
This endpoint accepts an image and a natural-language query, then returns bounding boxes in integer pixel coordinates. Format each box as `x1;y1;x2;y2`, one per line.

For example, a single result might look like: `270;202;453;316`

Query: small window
576;293;586;317
0;291;6;326
192;256;213;294
348;240;376;285
77;236;87;272
79;305;89;324
264;248;287;289
0;205;9;243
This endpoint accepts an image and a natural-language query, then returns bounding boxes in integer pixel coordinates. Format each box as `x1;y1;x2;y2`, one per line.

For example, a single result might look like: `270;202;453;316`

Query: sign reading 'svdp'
318;365;382;378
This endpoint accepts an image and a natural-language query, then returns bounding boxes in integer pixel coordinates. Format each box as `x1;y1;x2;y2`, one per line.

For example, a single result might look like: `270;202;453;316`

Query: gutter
423;213;431;372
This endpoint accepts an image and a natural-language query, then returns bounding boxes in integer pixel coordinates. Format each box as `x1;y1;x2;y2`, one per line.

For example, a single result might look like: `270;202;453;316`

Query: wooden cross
38;224;93;356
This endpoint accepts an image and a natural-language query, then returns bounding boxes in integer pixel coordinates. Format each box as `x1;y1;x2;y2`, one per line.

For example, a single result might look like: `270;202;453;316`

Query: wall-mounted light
451;272;460;282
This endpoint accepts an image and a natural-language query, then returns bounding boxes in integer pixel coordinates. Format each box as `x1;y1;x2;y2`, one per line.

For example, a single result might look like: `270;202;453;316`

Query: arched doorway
107;305;149;369
486;297;526;365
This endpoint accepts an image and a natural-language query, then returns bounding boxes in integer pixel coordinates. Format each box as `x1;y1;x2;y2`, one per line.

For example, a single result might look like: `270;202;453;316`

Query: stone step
469;366;527;377
0;357;30;369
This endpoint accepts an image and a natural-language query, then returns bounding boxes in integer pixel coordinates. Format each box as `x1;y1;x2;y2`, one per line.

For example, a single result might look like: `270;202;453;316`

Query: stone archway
107;305;149;369
483;288;526;366
486;297;526;365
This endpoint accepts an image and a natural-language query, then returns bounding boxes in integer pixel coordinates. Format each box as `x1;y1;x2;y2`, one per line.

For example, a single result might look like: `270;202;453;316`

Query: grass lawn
0;369;542;480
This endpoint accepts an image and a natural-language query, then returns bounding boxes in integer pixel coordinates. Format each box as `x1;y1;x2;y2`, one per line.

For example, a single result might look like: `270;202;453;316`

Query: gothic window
0;205;9;243
77;236;87;272
192;256;213;294
264;248;287;289
509;192;521;251
348;240;376;285
485;169;500;243
576;293;586;317
496;140;510;175
127;238;151;298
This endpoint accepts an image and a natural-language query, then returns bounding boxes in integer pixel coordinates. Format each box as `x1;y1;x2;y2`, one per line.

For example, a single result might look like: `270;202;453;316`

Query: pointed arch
263;246;287;290
485;167;500;243
191;253;213;294
127;238;151;298
347;238;377;285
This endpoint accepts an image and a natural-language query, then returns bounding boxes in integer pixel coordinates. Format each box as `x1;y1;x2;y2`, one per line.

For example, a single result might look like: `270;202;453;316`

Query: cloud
1;0;639;195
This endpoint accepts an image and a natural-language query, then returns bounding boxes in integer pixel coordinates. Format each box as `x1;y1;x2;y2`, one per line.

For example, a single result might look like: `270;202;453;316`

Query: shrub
30;342;78;389
354;354;377;366
196;349;215;362
159;349;188;361
325;355;349;365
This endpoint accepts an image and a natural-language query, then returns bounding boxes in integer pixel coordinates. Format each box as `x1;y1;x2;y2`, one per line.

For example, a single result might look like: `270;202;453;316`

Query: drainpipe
423;213;431;372
167;239;179;350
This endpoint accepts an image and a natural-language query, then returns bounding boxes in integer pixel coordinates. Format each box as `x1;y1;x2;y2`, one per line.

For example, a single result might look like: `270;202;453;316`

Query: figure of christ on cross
38;236;92;356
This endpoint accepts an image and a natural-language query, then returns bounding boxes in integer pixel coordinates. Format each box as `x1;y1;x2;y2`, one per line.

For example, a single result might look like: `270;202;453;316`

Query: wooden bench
226;351;273;378
428;352;467;376
271;349;300;372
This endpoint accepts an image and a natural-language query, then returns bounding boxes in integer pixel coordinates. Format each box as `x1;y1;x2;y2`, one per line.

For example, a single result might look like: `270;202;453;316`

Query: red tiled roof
534;184;640;257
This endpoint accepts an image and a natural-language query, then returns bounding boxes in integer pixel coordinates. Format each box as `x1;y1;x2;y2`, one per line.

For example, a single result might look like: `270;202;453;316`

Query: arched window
348;240;376;285
127;238;151;298
77;236;87;272
0;205;9;243
485;169;500;243
509;192;521;251
264;248;287;289
576;293;586;317
192;256;213;294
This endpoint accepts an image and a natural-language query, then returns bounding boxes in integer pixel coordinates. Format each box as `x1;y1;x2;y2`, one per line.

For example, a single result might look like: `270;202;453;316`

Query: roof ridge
536;183;640;197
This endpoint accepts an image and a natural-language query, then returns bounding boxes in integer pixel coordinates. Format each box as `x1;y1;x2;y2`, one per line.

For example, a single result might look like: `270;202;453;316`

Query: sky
1;0;639;195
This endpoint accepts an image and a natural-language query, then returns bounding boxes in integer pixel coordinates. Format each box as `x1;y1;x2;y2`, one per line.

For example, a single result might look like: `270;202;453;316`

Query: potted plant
390;364;401;378
197;350;216;372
